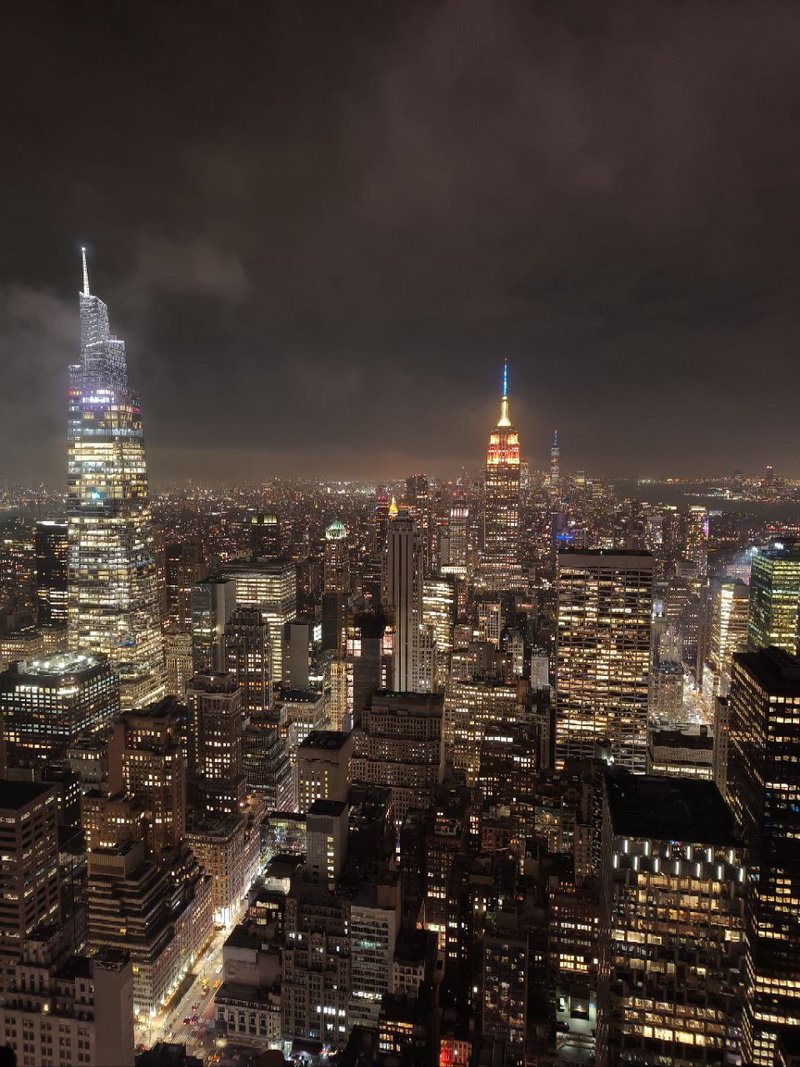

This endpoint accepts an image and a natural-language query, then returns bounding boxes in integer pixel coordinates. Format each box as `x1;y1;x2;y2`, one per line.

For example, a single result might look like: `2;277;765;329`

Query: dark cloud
2;0;799;484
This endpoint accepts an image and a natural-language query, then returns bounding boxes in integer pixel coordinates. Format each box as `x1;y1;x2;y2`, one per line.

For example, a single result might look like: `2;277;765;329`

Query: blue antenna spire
497;359;511;427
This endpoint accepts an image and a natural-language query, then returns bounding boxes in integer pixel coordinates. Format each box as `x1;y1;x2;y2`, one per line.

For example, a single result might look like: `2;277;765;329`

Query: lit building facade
324;518;350;593
67;251;164;709
386;508;420;692
34;520;68;627
482;361;521;589
226;558;296;683
225;605;272;714
351;690;445;828
557;550;654;772
0;651;120;766
597;771;746;1066
186;672;245;816
728;648;800;1065
747;540;800;654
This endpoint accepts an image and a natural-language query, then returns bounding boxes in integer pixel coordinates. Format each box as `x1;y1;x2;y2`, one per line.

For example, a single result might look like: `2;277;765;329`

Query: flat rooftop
8;651;106;677
307;798;348;818
298;729;352;751
733;648;800;694
605;769;739;846
0;779;56;810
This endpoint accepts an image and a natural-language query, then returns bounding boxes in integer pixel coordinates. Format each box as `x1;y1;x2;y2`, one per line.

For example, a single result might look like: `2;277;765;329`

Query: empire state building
481;360;522;589
67;249;165;708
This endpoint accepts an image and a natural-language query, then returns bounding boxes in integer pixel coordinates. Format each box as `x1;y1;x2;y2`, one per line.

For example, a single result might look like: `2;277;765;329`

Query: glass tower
67;249;165;709
747;539;800;655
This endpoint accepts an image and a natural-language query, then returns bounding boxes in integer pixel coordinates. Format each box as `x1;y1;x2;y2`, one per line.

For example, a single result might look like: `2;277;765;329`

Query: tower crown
497;359;511;428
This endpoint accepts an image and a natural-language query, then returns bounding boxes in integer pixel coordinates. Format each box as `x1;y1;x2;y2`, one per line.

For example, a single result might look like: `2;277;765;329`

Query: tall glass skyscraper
67;250;165;709
481;360;521;589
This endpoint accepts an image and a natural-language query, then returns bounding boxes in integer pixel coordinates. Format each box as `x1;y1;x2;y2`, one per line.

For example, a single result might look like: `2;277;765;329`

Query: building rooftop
0;779;56;811
558;548;654;565
733;647;800;693
298;729;352;751
307;798;348;818
648;727;713;751
8;651;107;678
605;770;740;846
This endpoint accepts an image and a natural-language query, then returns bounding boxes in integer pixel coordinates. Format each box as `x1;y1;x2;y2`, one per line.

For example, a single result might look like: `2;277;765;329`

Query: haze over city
3;2;800;484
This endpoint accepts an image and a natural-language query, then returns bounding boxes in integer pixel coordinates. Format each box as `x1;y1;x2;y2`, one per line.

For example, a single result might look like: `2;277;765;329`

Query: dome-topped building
325;518;348;541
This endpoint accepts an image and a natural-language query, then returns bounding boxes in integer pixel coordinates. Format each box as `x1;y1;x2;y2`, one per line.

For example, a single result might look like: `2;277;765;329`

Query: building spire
80;246;90;296
497;358;511;427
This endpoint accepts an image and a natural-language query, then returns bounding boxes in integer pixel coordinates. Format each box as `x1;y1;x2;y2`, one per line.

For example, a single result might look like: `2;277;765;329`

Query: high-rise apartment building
440;502;469;581
351;691;444;827
0;936;135;1067
728;648;800;1065
0;781;61;975
557;550;654;772
0;651;120;766
108;698;186;855
597;771;746;1065
225;605;272;714
482;361;521;589
190;576;236;674
226;558;296;683
87;840;213;1018
187;673;245;816
249;512;281;559
748;540;800;654
34;520;68;627
164;538;206;633
296;730;353;814
67;251;164;709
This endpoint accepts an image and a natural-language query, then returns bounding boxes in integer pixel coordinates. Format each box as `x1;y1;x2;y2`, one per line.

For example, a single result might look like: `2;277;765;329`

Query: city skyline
3;3;800;484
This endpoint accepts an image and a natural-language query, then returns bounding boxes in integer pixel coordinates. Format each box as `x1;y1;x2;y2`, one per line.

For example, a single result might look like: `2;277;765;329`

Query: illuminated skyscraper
556;550;653;772
67;250;164;708
705;578;749;696
549;429;560;497
728;648;800;1066
386;507;433;692
225;605;272;714
34;520;68;626
406;474;431;574
226;558;296;682
324;518;350;593
748;539;800;654
482;360;521;589
597;771;746;1065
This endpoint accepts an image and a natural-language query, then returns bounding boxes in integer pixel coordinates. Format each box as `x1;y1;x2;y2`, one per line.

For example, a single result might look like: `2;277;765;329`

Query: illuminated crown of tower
497;359;511;428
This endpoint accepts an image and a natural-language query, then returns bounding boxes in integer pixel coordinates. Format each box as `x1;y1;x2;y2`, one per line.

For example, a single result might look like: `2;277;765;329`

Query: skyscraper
747;539;800;654
728;648;800;1065
705;578;750;697
549;429;560;497
556;550;653;772
386;508;428;692
226;557;297;683
225;605;272;714
67;250;164;709
34;520;68;627
597;771;746;1065
482;360;521;589
324;518;350;593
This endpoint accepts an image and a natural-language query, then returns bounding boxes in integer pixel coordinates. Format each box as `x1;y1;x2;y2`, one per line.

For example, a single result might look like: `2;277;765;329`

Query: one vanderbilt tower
67;248;165;708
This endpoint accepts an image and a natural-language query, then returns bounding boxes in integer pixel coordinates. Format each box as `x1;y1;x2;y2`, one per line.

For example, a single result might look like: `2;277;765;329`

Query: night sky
2;2;800;485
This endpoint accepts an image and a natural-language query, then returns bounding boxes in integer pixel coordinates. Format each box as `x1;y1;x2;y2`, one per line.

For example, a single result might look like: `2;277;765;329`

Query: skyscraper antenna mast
81;246;90;296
